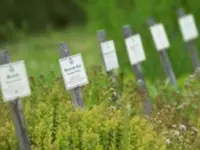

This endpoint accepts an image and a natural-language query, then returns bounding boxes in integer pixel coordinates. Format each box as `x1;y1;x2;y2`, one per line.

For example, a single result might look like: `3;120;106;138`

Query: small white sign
125;34;146;65
100;40;119;71
59;53;89;90
178;14;199;42
150;23;170;51
0;60;31;102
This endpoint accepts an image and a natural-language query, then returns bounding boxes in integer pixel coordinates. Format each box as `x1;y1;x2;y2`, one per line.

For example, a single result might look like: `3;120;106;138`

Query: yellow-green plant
1;67;200;150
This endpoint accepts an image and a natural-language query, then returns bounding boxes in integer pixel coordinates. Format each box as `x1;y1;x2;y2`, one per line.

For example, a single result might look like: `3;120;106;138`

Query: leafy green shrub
0;68;166;150
1;66;200;149
149;68;200;149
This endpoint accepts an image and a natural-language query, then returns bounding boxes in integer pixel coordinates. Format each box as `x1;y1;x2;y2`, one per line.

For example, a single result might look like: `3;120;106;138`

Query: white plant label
100;40;119;71
59;53;89;90
125;34;146;65
178;14;199;42
0;60;31;102
150;23;170;51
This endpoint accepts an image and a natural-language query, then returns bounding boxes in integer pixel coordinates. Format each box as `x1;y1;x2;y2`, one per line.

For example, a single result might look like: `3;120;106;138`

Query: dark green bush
0;0;85;41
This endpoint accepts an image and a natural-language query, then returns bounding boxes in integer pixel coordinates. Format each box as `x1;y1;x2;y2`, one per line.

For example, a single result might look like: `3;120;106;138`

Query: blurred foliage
0;0;85;41
77;0;200;80
1;0;200;79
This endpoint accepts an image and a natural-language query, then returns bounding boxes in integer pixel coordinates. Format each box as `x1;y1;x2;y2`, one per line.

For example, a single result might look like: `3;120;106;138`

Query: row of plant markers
0;8;199;150
100;12;199;74
0;9;199;103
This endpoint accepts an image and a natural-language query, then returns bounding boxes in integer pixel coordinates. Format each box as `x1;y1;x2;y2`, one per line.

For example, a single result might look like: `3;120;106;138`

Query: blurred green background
0;0;200;81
